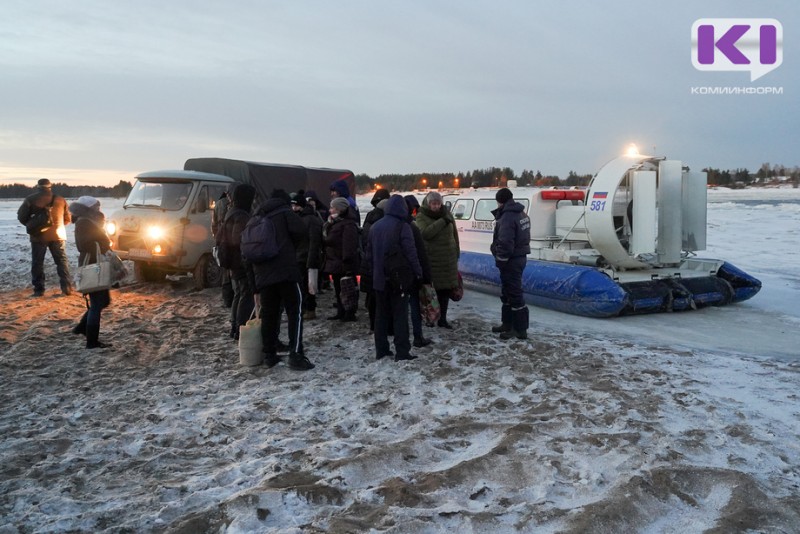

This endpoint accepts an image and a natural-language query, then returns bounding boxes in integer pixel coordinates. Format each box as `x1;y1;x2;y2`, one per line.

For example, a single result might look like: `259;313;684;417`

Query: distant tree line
354;167;594;194
704;163;800;188
0;181;133;199
4;162;798;199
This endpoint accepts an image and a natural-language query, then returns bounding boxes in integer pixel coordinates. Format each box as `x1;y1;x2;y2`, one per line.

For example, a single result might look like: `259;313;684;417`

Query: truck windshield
124;181;193;210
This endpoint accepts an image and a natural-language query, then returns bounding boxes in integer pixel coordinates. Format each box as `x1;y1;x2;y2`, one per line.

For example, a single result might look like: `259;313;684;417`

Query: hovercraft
450;153;761;317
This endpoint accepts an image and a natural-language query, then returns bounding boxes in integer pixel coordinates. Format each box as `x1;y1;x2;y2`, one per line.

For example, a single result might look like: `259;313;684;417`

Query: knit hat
76;196;100;209
330;197;350;213
496;188;513;204
330;179;351;199
290;191;307;208
37;178;52;188
424;191;443;205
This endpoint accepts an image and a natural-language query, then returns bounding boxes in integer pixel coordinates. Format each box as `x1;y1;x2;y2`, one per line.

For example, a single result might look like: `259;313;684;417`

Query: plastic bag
238;307;263;366
419;284;441;324
308;268;319;296
340;276;359;312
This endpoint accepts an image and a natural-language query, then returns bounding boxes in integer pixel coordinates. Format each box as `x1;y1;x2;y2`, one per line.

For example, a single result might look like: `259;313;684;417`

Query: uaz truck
106;158;355;288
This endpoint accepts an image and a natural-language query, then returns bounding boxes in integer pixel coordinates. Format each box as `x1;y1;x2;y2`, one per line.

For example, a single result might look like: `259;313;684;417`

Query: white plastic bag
238;307;263;366
308;268;319;296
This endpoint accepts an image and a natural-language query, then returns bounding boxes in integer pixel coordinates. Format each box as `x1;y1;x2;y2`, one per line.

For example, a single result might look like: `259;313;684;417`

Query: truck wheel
133;261;167;283
194;254;223;289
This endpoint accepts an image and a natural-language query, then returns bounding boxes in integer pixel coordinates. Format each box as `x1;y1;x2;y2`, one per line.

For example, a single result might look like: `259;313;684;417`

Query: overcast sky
1;1;797;186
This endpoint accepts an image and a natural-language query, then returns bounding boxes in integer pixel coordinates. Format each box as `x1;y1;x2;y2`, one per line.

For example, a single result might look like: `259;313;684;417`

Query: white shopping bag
308;268;319;296
238;307;263;366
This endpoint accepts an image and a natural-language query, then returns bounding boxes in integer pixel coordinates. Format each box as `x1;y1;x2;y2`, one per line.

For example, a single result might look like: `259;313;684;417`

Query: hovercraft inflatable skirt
458;252;761;318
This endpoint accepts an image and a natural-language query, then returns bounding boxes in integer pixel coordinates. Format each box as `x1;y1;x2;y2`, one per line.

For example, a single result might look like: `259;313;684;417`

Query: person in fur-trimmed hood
68;196;112;349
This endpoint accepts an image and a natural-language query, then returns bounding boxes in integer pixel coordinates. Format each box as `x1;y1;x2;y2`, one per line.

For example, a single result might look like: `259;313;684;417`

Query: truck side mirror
195;198;206;213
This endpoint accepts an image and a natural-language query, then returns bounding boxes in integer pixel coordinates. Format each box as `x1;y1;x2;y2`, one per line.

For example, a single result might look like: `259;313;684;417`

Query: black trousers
260;281;304;356
499;255;527;309
374;289;410;358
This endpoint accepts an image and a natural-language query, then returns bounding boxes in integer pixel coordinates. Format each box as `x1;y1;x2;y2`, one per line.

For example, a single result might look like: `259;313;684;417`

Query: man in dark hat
17;178;73;297
490;188;531;339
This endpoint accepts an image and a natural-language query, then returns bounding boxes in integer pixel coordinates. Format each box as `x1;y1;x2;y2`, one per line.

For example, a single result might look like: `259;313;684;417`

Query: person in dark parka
360;188;391;330
490;188;531;339
212;182;237;308
246;189;314;370
225;183;256;339
291;191;324;320
364;195;422;362
405;197;434;347
323;196;361;321
68;196;112;349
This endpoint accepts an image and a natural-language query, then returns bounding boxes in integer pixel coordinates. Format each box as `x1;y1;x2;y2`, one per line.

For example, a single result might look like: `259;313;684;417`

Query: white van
106;170;233;288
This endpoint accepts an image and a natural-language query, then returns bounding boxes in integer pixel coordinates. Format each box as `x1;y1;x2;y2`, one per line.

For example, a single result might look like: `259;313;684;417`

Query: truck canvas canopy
183;158;355;204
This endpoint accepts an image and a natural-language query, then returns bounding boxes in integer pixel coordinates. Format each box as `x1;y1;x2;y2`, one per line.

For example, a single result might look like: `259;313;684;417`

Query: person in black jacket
68;196;112;349
291;191;323;320
225;184;256;340
490;188;532;340
323;197;361;321
246;189;314;370
17;178;73;297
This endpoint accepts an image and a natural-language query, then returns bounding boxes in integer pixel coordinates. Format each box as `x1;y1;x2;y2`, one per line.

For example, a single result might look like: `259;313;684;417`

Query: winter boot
500;306;529;340
263;353;281;368
413;336;433;348
86;325;112;349
288;352;315;371
342;310;357;322
492;304;513;333
72;312;88;336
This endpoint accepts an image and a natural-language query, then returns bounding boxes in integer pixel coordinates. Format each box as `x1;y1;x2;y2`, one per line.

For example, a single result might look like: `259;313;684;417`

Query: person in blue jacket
329;179;361;225
490;188;531;339
364;195;422;361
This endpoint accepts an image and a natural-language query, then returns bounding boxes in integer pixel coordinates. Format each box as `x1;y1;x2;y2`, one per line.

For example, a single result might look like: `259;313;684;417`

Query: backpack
214;208;247;269
25;199;54;235
383;222;415;295
240;212;281;263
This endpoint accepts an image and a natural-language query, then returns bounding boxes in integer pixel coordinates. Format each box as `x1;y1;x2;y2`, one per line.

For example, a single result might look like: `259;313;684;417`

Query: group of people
17;179;114;349
18;176;532;360
215;178;533;368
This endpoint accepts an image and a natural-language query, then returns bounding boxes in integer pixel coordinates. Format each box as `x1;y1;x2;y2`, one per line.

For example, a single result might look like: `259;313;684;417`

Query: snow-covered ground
0;187;798;533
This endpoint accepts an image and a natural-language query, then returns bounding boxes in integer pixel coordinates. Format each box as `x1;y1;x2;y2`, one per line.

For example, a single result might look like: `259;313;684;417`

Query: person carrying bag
68;196;114;349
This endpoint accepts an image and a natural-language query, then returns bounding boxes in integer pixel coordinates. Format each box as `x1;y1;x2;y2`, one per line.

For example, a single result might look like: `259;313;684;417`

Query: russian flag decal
592;191;608;199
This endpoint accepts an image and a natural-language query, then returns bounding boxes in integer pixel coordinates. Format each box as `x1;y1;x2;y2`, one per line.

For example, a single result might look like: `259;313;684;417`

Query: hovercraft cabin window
474;198;530;221
452;199;474;220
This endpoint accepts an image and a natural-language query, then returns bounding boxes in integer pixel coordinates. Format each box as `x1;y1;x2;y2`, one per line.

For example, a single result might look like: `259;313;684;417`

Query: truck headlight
105;221;117;236
147;225;165;239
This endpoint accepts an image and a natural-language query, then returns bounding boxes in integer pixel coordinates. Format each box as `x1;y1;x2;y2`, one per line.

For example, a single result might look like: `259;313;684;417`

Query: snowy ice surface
0;187;798;533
